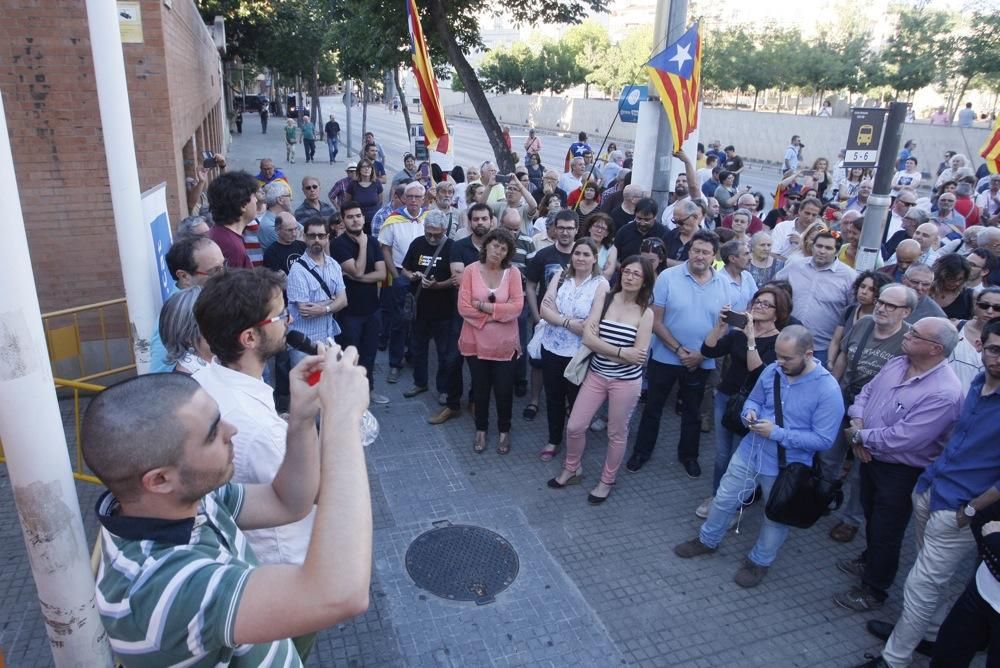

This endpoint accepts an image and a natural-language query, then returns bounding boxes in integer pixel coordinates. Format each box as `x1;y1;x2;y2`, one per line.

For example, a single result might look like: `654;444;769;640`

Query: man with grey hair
902;264;947;323
532;168;568;207
846;178;874;214
834;317;963;614
259;179;294;250
719;238;758;312
883;207;928;262
911;222;942;267
603;150;625;187
675;325;844;588
379;180;429;383
979;226;1000;261
721;192;764;234
176;215;211;240
559;156;586;194
490;174;538;235
826;284;915;544
609;183;643;231
480;161;505;203
401;210;457;402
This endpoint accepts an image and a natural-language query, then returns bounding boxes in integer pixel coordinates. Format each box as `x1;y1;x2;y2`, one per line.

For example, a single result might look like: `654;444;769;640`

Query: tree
588;25;653;98
950;11;1000;115
562;22;611;98
874;6;955;99
536;40;586;94
478;45;531;94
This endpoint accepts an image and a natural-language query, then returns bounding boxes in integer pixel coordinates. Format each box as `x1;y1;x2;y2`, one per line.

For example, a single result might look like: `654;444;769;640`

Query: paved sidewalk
0;122;979;667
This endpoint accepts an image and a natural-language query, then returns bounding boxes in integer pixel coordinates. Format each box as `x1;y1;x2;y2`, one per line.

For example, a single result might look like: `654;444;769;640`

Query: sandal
829;522;859;543
473;432;487;454
522;403;539;421
538;444;559;462
497;433;511;455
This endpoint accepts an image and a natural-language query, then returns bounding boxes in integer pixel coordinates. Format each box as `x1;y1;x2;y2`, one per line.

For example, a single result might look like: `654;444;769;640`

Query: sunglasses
977;301;1000;312
303;184;319;190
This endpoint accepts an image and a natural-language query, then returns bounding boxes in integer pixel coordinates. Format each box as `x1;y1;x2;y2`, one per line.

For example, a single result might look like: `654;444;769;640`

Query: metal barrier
0;297;136;485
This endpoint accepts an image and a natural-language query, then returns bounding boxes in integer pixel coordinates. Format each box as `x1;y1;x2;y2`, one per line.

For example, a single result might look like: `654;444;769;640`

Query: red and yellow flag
981;115;1000;174
407;0;450;154
647;23;701;150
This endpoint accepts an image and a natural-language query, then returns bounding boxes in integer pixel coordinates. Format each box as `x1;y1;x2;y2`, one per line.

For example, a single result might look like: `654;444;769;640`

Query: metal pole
0;92;113;667
646;0;689;212
856;101;908;272
86;0;158;373
345;78;354;159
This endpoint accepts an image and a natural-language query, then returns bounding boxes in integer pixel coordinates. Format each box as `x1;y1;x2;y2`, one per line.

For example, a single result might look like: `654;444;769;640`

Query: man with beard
192;268;346;662
332;202;389;405
263;212;307;277
286;218;348;366
613;197;664;269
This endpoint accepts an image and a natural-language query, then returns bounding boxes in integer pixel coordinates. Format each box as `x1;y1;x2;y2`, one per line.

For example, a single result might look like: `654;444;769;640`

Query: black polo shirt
613;220;668;262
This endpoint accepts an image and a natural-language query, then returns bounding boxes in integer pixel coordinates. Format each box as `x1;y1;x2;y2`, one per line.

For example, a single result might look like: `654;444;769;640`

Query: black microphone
286;330;317;355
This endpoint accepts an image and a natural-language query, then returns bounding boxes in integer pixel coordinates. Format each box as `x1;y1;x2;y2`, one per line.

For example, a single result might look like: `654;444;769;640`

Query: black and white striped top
590;319;642;380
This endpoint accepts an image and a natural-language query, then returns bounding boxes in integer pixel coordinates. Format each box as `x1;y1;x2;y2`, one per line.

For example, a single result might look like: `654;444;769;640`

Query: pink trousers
563;371;642;484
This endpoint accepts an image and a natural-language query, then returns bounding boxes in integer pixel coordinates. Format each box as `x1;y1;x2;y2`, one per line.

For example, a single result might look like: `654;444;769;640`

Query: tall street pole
856;101;908;272
0;91;113;667
647;0;688;212
86;0;158;373
345;78;354;159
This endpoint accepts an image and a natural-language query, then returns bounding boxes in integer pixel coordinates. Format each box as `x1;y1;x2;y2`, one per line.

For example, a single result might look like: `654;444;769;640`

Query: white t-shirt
771;218;804;258
558;172;583;194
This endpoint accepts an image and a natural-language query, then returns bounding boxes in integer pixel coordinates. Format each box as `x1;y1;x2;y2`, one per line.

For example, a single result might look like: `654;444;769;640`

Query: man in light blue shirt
783;135;803;173
286;218;347;364
674;326;844;588
626;230;730;478
719;239;758;312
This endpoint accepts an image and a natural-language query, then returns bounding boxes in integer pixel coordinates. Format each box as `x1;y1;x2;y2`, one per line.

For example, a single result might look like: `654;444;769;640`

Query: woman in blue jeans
697;285;790;518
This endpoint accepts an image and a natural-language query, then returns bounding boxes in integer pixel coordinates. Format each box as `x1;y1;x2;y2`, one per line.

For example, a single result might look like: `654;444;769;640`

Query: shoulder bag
720;371;754;437
403;215;453;321
296;258;334;299
842;318;875;408
764;370;844;529
563;291;614;385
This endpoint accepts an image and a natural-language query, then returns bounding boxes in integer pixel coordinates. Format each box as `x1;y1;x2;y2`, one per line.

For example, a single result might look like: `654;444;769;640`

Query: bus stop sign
843;108;888;167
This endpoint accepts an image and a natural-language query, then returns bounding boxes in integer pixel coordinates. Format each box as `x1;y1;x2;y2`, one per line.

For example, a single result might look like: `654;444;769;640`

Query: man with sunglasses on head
286;217;348;367
883;188;919;241
192;267;331;662
294;176;336;223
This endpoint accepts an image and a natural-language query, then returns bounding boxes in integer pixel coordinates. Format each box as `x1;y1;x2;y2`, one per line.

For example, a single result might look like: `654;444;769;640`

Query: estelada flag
981;115;1000;174
407;0;450;154
647;23;701;150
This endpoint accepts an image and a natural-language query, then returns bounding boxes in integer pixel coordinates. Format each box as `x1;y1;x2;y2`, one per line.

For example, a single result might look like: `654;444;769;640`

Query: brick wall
0;0;222;312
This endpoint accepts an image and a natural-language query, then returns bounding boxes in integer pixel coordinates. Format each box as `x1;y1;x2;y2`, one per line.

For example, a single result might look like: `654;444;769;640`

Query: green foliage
874;6;955;95
954;11;1000;86
588;25;654;97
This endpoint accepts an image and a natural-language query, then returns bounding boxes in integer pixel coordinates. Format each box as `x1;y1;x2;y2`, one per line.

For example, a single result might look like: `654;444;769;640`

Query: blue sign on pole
618;85;649;124
150;213;174;304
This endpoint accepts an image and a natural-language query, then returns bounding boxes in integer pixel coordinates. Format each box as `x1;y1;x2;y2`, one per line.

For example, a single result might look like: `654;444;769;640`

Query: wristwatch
325;305;331;314
747;344;757;351
851;431;863;446
964;504;977;518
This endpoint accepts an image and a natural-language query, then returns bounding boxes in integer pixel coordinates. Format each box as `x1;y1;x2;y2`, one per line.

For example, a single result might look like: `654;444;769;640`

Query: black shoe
514;380;527;397
587;484;613;505
683;460;701;478
851;654;888;668
865;620;936;658
625;454;646;473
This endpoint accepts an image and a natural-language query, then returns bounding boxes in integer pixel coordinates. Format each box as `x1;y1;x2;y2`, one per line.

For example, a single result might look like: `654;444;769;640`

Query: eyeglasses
555;226;577;233
984;345;1000;357
194;259;228;276
898;201;916;207
751;299;775;309
255;308;290;327
904;330;941;347
672;214;694;227
303;184;319;190
621;269;644;278
305;232;329;240
875;298;906;312
977;301;1000;312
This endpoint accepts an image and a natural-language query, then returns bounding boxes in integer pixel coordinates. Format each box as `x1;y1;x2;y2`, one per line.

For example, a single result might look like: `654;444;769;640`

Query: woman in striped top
548;256;655;504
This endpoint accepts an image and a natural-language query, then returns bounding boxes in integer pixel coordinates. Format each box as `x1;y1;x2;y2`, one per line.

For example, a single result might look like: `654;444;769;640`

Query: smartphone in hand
722;310;748;329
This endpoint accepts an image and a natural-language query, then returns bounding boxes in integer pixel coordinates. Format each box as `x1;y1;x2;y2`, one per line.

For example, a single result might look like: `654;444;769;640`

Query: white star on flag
669;43;692;71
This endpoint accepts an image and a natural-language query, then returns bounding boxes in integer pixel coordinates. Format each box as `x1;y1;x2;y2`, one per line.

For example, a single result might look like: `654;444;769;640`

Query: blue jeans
699;449;791;567
411;317;456;392
327;137;339;162
387;275;411;369
338;311;381;390
713;392;745;493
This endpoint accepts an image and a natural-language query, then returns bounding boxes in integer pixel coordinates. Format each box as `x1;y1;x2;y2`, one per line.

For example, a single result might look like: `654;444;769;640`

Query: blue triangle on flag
648;23;699;79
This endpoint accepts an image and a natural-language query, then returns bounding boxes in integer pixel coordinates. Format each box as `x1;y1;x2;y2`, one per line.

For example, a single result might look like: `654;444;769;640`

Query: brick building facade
1;0;224;312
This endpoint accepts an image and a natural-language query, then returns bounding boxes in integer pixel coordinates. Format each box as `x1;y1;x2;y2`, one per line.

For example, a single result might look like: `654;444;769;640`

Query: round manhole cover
405;525;519;605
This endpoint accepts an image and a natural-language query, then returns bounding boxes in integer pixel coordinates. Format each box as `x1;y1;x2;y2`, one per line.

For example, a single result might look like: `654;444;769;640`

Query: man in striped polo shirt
83;344;372;666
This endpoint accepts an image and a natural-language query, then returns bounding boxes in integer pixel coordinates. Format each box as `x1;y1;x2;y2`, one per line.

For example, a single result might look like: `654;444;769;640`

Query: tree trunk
311;60;322;139
753;89;759;111
584;82;589;99
426;0;513;173
733;90;739;109
950;76;972;119
393;67;413;141
362;76;369;139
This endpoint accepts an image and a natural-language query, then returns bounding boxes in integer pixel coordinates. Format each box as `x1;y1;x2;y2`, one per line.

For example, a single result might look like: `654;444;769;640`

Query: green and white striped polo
95;483;303;667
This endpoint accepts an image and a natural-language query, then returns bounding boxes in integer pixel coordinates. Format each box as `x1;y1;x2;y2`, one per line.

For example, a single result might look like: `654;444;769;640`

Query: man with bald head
834;317;963;614
610;183;644;231
912;222;942;266
903;264;947;323
881;239;922;282
674;325;844;588
847;178;874;214
721;192;764;234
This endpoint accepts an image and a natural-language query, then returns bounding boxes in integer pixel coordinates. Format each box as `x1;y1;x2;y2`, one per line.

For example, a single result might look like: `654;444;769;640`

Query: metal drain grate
405;524;519;605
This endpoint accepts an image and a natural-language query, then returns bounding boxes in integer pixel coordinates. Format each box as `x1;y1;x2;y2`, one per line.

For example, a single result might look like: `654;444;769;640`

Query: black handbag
764;370;844;529
720;374;753;437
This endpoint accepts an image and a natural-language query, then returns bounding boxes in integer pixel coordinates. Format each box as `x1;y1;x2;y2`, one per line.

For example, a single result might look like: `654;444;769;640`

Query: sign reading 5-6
843;108;888;167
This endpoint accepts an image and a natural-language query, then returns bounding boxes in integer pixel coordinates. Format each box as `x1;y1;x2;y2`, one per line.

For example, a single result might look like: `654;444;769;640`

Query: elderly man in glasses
295;175;336;223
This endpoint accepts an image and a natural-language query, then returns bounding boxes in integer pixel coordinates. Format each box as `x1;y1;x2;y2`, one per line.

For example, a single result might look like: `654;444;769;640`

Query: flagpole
646;0;689;212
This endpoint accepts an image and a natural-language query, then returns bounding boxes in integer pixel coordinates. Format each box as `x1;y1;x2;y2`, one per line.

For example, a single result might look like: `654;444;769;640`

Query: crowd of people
85;125;1000;667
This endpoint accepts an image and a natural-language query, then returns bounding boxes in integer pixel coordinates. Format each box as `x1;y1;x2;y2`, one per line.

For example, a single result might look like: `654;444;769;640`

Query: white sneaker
370;391;390;405
589;417;607;432
695;495;714;519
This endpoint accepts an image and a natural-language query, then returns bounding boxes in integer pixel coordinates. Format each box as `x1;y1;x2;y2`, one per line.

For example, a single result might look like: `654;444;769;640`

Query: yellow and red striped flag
647;23;701;149
407;0;450;154
981;115;1000;174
